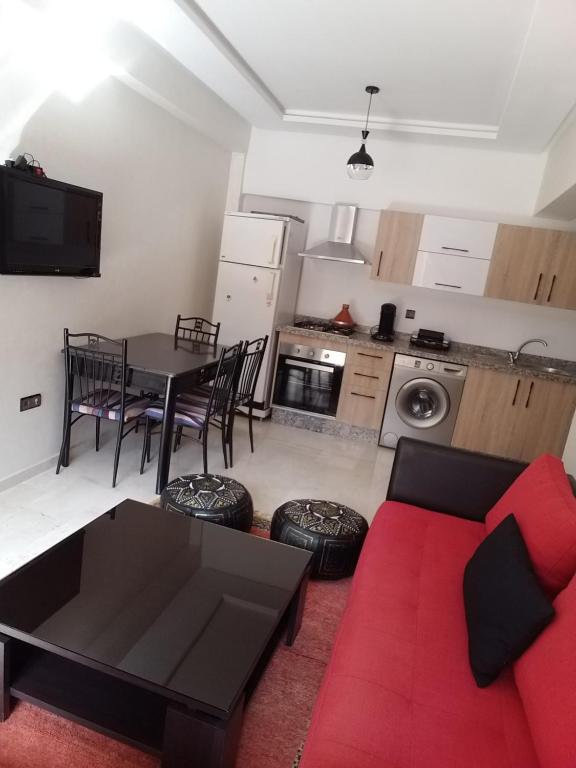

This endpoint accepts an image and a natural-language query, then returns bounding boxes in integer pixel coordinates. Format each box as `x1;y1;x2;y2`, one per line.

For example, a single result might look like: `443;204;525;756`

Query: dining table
62;333;223;494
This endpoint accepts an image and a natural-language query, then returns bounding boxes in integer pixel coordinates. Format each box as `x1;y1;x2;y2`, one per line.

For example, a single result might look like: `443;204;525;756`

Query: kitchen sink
513;362;574;378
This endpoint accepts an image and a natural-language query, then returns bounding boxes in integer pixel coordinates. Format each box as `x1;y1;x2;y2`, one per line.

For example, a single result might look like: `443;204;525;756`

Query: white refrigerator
212;212;305;416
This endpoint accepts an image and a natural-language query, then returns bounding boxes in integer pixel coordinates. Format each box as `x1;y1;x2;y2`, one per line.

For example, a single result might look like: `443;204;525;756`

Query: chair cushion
485;454;576;595
300;501;539;768
145;401;207;430
464;514;555;688
72;394;149;422
514;571;576;768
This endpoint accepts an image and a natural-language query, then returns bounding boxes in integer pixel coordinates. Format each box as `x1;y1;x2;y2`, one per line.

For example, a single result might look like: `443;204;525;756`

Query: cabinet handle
353;372;379;380
376;250;383;277
441;246;469;253
434;282;462;289
512;379;521;406
546;274;557;303
525;381;534;408
350;391;376;400
358;352;383;360
533;273;543;301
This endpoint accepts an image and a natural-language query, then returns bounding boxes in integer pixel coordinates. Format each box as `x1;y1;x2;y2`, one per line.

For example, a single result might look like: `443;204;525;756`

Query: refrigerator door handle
266;272;278;306
269;236;278;265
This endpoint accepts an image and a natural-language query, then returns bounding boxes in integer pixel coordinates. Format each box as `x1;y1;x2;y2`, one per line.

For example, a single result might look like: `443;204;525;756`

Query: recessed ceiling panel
194;0;536;126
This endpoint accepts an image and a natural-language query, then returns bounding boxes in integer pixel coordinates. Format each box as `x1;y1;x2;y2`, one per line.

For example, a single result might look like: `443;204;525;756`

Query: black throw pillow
463;513;555;688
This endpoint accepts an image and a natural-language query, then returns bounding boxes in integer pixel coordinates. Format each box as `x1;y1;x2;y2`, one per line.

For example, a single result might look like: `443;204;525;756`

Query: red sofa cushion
514;571;576;768
485;454;576;595
300;502;539;768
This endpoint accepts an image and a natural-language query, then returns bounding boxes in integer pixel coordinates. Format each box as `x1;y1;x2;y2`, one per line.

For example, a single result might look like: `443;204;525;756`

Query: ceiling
21;0;574;153
195;0;532;128
172;0;576;151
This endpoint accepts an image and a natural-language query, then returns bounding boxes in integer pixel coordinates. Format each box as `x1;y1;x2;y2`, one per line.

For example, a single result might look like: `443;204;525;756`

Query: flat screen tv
0;166;102;277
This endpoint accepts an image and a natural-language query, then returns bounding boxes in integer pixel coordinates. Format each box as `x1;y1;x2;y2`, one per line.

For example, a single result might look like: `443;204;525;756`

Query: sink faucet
508;338;548;365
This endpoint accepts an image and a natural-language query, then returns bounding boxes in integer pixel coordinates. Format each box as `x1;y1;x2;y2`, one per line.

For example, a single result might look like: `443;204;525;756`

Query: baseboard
271;407;379;443
0;454;58;493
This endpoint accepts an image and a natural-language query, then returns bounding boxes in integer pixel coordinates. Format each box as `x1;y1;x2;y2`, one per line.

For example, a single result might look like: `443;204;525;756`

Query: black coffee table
0;500;311;768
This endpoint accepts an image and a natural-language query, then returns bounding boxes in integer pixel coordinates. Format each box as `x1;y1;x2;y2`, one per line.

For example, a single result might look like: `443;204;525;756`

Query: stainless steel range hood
299;204;365;264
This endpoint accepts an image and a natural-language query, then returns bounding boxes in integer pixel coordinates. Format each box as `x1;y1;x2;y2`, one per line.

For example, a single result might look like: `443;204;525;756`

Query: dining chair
179;336;268;467
175;315;220;346
56;329;151;487
140;342;243;476
226;335;269;466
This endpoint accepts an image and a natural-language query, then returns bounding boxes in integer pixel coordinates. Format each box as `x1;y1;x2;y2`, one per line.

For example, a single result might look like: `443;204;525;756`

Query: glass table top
0;500;311;715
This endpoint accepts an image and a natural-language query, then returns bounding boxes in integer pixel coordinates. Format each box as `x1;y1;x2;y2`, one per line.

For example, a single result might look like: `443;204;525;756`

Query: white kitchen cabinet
418;215;498;261
412;250;491;295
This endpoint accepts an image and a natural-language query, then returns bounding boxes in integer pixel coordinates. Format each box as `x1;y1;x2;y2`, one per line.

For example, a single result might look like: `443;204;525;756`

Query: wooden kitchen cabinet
485;225;576;310
547;232;576;309
452;367;576;461
337;346;393;429
370;211;423;284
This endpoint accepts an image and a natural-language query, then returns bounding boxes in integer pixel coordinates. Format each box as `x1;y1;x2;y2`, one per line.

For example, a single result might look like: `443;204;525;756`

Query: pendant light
347;85;380;180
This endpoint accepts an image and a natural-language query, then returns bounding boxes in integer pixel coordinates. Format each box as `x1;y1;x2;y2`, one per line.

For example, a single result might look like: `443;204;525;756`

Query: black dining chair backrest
175;315;220;346
235;335;269;406
206;342;243;421
64;329;128;415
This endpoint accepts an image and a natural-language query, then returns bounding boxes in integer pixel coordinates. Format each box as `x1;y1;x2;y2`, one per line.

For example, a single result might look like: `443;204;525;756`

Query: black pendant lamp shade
347;86;379;180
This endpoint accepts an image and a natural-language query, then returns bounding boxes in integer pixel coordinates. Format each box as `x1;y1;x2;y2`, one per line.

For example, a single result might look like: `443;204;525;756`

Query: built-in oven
273;342;346;418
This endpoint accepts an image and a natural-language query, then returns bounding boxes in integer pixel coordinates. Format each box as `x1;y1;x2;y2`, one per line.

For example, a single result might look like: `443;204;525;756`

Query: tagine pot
330;303;356;331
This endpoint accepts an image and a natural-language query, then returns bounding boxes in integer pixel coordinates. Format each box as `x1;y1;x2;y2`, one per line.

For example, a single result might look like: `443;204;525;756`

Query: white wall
243;128;550;216
0;78;232;486
536;110;576;219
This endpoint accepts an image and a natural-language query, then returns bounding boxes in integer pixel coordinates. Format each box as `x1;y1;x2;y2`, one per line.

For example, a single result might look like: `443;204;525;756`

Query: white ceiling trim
176;0;284;116
282;110;498;140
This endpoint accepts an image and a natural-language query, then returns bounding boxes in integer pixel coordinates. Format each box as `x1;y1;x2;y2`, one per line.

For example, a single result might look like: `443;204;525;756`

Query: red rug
0;521;351;768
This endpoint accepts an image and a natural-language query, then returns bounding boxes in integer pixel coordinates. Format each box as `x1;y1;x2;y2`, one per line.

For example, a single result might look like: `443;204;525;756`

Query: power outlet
405;309;416;319
20;393;41;412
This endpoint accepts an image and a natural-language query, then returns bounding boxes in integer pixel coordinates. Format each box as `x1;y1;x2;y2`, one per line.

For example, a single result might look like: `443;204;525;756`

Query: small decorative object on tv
0;164;102;277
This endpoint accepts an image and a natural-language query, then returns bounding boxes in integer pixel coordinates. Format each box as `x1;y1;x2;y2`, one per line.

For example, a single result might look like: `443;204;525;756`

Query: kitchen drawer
418;216;497;261
347;347;393;376
337;385;388;430
347;369;387;396
412;250;490;296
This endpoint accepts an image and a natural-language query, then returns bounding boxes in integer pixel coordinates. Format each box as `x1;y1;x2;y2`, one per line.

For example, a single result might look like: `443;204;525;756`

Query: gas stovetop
294;320;355;336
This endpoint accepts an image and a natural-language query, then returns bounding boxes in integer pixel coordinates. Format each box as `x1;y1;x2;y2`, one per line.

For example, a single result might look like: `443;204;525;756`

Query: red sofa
300;438;576;768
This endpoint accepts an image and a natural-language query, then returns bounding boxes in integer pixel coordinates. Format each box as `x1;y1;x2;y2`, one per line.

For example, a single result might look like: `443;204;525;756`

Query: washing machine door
395;377;450;429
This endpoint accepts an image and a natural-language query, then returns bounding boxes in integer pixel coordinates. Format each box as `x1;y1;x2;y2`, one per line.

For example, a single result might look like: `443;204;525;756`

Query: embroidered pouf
270;499;368;579
161;473;253;532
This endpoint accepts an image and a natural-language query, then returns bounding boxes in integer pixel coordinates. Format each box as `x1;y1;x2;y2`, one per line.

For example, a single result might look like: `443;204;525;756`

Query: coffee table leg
162;694;244;768
285;569;310;647
0;635;11;722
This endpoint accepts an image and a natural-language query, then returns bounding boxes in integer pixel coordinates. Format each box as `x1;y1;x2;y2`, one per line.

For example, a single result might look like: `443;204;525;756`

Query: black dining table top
72;333;223;378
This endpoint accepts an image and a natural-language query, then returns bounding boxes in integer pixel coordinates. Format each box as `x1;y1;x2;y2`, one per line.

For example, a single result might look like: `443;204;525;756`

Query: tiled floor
0;418;394;580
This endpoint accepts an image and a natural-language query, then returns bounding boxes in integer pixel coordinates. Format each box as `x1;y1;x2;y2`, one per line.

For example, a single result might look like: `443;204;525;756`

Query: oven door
273;355;343;417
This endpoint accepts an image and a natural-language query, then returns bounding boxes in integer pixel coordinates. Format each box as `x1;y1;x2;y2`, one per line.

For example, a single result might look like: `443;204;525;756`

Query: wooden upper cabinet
371;211;423;284
546;232;576;310
485;225;576;309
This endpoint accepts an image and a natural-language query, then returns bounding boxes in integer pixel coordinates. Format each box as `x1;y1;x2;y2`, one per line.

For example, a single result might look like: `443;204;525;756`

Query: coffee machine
371;303;396;342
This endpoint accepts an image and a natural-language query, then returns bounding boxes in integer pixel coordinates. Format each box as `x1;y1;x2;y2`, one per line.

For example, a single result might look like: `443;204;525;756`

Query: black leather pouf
161;474;253;532
271;499;368;579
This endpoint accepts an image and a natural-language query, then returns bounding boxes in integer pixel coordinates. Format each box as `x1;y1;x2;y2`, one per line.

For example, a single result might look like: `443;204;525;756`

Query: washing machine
379;354;468;449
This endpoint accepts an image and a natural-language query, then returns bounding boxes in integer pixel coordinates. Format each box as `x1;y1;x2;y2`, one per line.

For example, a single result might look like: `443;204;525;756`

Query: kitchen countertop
277;323;576;385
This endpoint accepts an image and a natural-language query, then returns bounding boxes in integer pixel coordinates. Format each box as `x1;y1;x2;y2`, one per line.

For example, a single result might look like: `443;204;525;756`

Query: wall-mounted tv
0;166;102;277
